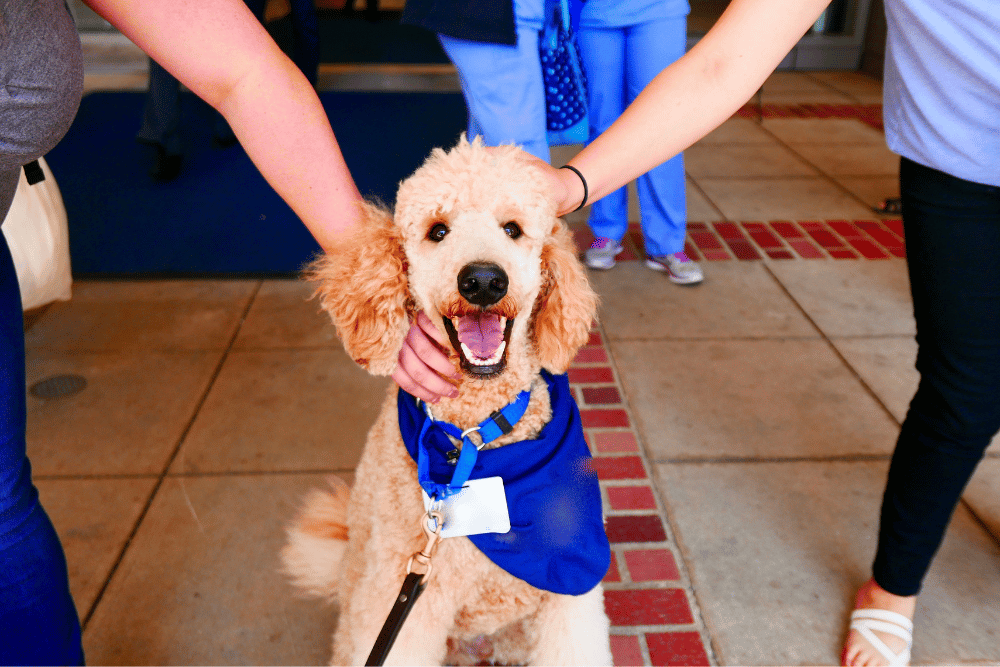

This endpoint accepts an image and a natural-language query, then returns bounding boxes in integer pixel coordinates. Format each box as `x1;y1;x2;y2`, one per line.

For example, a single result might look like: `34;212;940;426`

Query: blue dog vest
397;371;610;596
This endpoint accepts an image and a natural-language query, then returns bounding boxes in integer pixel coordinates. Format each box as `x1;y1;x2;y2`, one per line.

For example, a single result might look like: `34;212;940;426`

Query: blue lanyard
415;390;532;500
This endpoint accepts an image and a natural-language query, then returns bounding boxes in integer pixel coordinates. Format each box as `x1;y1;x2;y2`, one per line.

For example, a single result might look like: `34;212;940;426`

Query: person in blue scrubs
578;0;703;285
403;0;550;163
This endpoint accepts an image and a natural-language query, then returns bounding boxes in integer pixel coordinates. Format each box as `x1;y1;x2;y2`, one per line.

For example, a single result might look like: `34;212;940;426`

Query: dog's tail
281;476;351;601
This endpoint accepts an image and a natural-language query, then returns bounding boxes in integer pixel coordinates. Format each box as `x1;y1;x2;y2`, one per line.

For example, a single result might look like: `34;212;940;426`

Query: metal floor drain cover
30;374;87;399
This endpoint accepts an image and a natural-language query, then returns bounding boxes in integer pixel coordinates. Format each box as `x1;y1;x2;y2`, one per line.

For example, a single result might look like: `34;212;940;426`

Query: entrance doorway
69;0;874;71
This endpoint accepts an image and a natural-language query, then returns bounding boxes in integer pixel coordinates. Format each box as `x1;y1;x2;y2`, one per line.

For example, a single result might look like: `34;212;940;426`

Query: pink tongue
456;313;504;359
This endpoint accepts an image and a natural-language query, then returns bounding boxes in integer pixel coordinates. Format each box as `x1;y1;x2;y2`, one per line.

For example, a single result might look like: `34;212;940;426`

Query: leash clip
406;510;444;582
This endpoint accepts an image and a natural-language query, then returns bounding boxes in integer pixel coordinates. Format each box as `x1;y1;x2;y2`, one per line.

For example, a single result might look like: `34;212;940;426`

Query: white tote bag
1;157;73;310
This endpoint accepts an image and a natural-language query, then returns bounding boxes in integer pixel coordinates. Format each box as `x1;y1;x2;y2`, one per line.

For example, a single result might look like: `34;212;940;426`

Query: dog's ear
305;201;411;376
533;222;599;374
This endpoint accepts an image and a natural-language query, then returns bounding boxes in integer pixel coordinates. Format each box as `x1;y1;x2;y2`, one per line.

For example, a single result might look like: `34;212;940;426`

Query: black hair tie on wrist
559;165;588;212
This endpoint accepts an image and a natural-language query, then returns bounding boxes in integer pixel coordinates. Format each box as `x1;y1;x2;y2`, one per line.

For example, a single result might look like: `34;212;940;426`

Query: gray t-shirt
0;0;84;220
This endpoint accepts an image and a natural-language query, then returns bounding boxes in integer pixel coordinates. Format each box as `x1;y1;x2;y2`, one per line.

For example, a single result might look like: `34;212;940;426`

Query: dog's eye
503;222;523;239
427;223;449;242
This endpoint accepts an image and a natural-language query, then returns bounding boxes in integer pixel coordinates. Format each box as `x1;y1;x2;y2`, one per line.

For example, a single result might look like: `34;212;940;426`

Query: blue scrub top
580;0;690;28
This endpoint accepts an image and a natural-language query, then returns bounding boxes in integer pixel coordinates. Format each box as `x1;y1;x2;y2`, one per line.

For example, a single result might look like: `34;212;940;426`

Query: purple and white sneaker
645;251;704;285
584;237;624;270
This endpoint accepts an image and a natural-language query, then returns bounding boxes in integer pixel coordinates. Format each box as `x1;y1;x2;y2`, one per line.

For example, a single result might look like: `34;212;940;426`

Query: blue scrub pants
0;231;84;665
872;157;1000;596
577;16;688;256
439;27;551;163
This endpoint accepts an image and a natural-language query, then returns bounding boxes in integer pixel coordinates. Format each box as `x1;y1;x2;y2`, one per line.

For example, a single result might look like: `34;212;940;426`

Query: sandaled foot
842;579;915;667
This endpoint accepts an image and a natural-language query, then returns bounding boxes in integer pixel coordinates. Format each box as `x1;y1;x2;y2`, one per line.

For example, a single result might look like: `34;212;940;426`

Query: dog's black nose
458;262;508;306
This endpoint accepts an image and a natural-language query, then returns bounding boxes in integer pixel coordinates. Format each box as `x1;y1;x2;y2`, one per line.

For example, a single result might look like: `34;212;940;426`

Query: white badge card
422;476;511;538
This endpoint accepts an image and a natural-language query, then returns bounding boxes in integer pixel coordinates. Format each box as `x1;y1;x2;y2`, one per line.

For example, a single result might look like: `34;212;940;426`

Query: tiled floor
21;56;1000;665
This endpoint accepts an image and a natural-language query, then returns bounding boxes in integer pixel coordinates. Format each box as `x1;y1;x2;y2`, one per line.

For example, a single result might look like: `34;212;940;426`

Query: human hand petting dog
488;148;587;218
394;312;462;403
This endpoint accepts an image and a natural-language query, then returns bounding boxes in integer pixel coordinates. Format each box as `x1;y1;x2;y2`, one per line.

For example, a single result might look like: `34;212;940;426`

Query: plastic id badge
422;476;511;538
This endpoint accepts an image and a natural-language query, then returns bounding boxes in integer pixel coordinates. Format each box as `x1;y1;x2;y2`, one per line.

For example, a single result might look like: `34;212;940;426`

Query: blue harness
398;371;610;596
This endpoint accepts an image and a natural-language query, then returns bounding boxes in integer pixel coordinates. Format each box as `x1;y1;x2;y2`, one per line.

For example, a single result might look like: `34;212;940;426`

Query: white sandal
849;608;914;666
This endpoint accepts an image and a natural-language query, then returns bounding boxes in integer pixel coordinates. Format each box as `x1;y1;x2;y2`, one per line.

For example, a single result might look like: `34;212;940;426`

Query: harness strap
416;389;531;500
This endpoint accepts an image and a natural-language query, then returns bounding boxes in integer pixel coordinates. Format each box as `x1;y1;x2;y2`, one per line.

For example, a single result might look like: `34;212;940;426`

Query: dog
282;137;612;666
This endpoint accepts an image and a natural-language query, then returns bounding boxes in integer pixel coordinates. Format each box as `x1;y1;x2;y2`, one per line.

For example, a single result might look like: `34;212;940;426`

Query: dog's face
309;137;597;385
395;141;561;378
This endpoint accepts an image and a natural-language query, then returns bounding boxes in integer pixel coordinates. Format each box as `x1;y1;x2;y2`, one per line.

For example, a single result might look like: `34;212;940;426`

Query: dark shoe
150;145;183;181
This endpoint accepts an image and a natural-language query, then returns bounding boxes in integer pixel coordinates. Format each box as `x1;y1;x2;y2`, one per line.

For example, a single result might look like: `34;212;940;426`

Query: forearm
85;0;362;252
560;0;831;211
213;58;362;252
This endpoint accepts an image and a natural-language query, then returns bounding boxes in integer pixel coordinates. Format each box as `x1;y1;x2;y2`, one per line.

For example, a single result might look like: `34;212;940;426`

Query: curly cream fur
284;137;610;666
533;222;599;374
305;201;411;375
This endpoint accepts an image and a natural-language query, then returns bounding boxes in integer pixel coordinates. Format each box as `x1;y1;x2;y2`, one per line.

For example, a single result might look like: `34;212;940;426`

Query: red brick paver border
571;333;714;666
564;106;901;664
576;219;904;264
689;220;904;262
576;219;905;264
735;102;884;131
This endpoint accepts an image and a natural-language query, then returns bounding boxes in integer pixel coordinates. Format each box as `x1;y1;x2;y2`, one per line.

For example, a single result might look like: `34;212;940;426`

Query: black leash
365;572;427;666
365;511;443;666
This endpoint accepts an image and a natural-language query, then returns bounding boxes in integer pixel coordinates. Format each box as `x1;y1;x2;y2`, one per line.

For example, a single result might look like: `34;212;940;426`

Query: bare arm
84;0;461;398
84;0;361;251
550;0;832;213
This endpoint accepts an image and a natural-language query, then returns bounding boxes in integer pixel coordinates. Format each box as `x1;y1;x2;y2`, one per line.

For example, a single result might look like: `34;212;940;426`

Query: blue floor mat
45;91;466;276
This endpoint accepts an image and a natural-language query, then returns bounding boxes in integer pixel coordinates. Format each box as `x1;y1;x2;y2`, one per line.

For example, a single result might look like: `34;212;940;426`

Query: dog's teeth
460;340;506;366
459;342;479;364
487;341;506;365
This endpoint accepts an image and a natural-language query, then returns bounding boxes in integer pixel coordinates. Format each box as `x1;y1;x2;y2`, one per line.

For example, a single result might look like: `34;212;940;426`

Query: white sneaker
584;237;623;270
646;251;704;285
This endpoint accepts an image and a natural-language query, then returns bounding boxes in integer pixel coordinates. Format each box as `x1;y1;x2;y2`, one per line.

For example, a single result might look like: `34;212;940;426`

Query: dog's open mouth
442;312;515;376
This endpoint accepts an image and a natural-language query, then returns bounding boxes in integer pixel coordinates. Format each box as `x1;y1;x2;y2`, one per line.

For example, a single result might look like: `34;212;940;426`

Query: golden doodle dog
282;137;612;666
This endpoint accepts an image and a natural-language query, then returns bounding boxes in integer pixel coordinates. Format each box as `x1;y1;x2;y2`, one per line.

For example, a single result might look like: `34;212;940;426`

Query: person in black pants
874;156;1000;598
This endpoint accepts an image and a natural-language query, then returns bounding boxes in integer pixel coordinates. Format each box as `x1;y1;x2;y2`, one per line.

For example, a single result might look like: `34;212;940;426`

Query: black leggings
873;157;1000;597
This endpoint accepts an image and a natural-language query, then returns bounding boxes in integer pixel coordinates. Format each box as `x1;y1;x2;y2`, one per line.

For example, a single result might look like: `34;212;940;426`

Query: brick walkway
575;218;905;266
682;219;906;261
570;209;908;664
571;330;714;666
569;213;907;665
735;102;885;131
